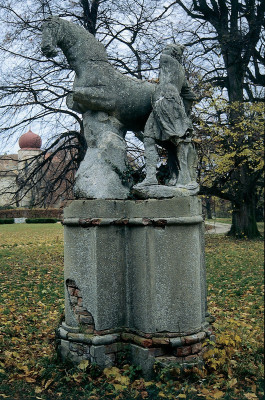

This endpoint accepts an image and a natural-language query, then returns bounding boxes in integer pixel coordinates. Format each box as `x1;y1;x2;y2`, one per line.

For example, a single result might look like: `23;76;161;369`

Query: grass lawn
0;224;264;399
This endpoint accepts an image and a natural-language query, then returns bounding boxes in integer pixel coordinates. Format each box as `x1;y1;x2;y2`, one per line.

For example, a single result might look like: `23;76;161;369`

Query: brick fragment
152;337;170;346
121;332;134;342
67;287;75;296
79;315;94;324
70;296;78;305
77;297;83;306
191;342;202;354
205;327;213;337
74;289;82;297
83;325;94;334
183;354;199;363
133;335;153;348
148;347;166;357
175;345;192;357
75;306;87;313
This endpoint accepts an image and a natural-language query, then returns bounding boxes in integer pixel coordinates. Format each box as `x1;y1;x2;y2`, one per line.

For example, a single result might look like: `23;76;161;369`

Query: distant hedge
0;218;15;224
25;218;58;224
0;208;63;219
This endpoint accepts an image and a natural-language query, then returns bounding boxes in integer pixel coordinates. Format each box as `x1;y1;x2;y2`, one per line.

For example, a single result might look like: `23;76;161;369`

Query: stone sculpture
41;17;213;377
41;16;154;199
42;17;199;200
133;44;199;198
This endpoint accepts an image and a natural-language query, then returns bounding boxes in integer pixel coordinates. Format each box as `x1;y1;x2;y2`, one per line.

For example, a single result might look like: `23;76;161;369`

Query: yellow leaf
35;387;43;394
244;394;258;400
144;381;153;387
119;375;130;386
25;377;36;383
78;360;89;371
113;384;126;391
44;379;53;389
178;395;187;398
104;367;121;378
158;392;167;398
213;391;224;399
228;378;237;388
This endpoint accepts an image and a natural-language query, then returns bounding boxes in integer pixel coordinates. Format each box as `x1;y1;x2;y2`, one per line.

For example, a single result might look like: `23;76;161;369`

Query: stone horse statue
41;16;154;132
42;17;198;199
42;16;155;199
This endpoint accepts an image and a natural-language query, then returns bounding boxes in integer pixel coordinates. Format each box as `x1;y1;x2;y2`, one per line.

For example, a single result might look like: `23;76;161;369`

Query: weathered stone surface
91;334;119;346
60;196;209;376
129;344;156;380
61;322;79;333
170;337;185;348
132;183;199;199
64;197;206;334
58;327;68;340
185;331;206;345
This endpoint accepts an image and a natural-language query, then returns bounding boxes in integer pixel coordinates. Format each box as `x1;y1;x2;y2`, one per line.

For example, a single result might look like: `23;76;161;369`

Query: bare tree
0;0;177;206
173;0;265;238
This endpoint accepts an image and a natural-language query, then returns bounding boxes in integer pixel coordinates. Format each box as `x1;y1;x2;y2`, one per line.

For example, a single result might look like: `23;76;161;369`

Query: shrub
25;218;58;224
0;218;14;224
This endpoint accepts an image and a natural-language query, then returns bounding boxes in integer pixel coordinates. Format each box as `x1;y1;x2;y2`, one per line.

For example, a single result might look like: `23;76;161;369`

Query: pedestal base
58;197;213;377
58;322;214;378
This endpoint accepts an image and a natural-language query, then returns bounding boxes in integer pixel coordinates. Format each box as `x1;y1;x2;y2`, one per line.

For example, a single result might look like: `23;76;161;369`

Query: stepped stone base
58;198;212;377
58;322;215;378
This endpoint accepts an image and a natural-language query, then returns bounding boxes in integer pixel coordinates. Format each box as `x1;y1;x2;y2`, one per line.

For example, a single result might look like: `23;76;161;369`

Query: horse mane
44;16;108;63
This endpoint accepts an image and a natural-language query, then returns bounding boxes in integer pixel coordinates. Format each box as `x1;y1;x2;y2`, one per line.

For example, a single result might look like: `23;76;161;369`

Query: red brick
67;287;75;296
77;297;83;306
74;289;82;297
133;335;153;348
83;325;94;333
183;354;199;363
152;337;170;346
176;346;192;357
79;315;94;324
191;342;202;354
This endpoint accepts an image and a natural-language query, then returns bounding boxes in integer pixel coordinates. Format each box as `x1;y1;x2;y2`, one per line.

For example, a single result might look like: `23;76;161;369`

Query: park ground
0;222;264;400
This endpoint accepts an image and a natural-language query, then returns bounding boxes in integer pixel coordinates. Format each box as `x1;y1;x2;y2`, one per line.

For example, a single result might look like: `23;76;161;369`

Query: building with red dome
0;130;73;208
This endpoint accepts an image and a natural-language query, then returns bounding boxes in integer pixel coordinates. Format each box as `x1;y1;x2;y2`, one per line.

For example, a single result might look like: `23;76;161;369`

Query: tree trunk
228;196;261;239
205;196;212;219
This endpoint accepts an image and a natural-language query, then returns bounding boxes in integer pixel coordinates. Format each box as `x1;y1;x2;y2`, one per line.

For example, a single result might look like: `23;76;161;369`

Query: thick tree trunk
228;196;261;239
205;196;212;219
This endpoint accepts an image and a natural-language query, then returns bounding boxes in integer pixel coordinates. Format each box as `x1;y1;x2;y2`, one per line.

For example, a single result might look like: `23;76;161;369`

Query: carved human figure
140;44;198;189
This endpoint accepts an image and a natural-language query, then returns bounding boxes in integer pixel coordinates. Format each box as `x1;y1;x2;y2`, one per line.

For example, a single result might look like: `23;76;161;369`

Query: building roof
19;130;42;150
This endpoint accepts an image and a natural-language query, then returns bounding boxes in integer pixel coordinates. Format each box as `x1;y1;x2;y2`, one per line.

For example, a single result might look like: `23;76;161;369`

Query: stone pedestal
58;197;213;377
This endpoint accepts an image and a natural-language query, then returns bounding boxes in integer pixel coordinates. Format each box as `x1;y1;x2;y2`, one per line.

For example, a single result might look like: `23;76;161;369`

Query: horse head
41;16;61;58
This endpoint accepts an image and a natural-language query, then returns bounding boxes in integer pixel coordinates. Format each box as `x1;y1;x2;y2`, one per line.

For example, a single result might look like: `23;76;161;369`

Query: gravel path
205;222;231;235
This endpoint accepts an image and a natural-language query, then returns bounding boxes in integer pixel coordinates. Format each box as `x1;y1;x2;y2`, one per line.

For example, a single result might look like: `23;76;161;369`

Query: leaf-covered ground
0;223;264;399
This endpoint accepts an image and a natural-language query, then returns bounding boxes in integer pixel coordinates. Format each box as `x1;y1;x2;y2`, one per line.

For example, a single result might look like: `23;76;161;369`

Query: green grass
0;224;264;399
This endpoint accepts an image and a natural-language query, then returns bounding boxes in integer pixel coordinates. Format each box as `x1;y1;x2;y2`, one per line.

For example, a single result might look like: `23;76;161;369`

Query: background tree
174;0;265;237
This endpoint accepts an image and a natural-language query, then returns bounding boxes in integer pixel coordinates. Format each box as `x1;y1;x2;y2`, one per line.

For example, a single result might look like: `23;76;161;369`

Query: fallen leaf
78;360;89;371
